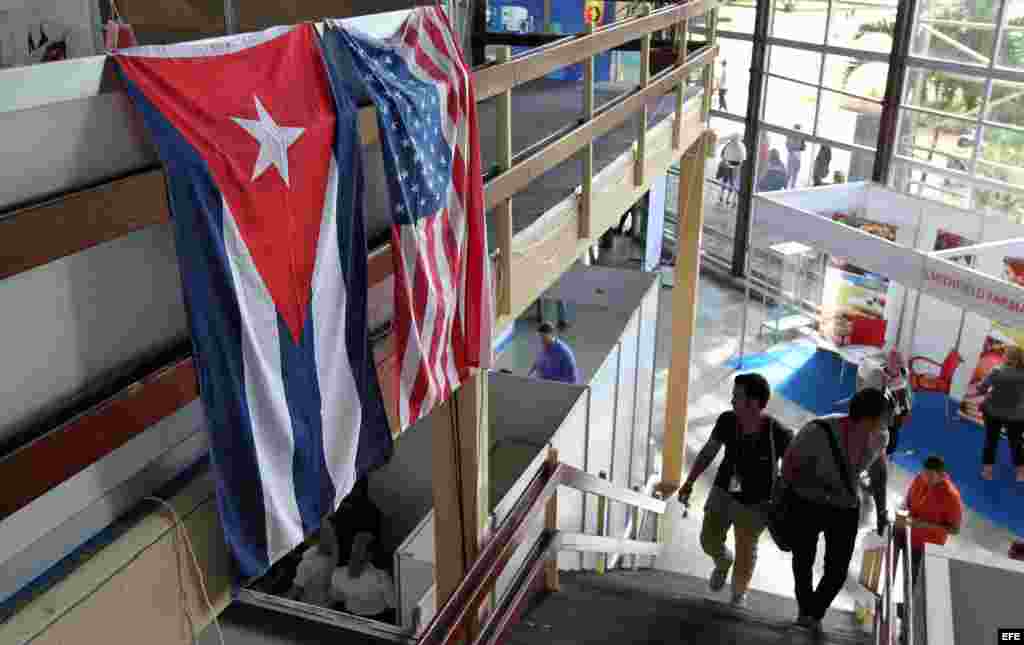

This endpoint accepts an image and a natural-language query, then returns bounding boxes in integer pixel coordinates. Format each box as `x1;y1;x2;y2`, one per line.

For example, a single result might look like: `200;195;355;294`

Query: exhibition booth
736;181;1024;535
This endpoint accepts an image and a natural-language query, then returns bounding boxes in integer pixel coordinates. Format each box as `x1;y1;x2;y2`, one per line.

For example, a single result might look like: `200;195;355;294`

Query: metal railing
417;459;665;645
875;510;915;645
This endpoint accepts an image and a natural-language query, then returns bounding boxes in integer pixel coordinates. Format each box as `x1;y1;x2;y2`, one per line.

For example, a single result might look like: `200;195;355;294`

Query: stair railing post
596;471;608;575
544;446;560;592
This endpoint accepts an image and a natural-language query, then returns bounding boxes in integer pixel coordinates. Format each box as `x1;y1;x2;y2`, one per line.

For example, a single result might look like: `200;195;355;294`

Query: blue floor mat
726;342;856;417
728;342;1024;538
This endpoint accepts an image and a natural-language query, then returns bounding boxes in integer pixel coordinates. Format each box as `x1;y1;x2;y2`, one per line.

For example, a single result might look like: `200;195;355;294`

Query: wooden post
634;6;652;187
580;23;596;241
656;132;710;499
432;369;489;642
543;446;559;592
702;8;718;120
672;17;690;149
495;46;514;316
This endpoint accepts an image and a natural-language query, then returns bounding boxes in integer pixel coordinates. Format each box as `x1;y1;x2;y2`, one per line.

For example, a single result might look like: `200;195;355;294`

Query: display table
758;241;816;344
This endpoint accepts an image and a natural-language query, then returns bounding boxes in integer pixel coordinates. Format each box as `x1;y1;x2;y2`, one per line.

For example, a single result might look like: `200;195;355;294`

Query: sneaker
730;592;747;608
795;615;821;631
709;562;731;592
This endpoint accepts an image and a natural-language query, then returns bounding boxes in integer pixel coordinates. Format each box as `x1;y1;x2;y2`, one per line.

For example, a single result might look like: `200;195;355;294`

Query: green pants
700;485;769;596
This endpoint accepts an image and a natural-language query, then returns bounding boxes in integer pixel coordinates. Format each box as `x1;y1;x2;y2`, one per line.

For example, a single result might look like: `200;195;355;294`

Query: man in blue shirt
528;322;580;384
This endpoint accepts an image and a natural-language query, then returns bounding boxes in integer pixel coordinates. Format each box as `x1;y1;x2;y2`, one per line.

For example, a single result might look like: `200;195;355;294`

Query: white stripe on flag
311;156;360;511
222;197;304;566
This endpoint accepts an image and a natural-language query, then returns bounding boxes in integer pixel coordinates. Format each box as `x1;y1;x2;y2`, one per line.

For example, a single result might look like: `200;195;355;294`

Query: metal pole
737;224;752;369
730;0;772;278
873;0;917;184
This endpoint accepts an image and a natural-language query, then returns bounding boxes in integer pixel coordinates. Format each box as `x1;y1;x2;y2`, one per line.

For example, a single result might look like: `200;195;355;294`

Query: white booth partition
746;182;1024;414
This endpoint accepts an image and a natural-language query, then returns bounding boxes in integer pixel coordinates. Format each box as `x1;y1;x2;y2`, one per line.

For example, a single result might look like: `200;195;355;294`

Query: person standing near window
677;373;793;608
717;59;728;111
812;144;832;187
785;125;806;189
977;345;1024;482
780;388;890;632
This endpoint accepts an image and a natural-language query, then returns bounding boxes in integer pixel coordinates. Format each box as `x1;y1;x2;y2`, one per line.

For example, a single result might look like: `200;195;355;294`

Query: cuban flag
114;24;392;579
324;7;493;432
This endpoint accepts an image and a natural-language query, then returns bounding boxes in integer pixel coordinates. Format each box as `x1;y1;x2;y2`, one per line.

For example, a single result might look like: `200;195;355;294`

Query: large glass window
911;0;1003;67
718;1;757;35
826;1;898;52
891;1;1024;225
770;0;829;45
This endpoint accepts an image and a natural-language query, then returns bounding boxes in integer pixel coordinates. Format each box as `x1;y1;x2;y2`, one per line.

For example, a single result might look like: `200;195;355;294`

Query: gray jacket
980;365;1024;421
782;414;888;511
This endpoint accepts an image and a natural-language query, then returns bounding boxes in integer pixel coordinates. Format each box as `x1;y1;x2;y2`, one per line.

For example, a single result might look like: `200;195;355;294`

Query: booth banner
922;257;1024;328
829;271;887;319
960;322;1024;424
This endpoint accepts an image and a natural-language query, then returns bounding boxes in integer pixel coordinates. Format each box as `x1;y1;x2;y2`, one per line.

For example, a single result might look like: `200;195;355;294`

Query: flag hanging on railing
323;7;493;432
114;24;392;579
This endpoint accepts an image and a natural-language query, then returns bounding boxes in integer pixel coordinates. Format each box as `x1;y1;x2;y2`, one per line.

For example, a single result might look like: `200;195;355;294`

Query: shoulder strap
768;419;777;488
816;420;856;498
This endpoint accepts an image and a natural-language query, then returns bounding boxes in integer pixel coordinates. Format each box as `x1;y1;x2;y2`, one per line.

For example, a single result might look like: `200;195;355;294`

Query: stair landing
505;570;871;645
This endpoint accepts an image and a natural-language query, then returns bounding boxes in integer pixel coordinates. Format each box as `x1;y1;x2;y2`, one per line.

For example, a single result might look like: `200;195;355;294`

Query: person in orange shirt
896;455;964;586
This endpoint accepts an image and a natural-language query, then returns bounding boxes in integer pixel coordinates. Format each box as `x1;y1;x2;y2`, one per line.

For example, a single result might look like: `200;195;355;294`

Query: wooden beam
455;369;489;629
0;358;197;521
0;172;169;281
579;23;596;241
431;392;470;643
657;132;710;498
113;0;226;34
635;7;653;187
494;47;514;317
0;35;713;286
485;45;717;210
474;0;715;101
673;20;690;149
507;106;703;316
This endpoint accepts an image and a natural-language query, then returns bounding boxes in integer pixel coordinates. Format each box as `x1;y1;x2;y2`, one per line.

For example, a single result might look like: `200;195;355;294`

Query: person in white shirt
331;531;396;618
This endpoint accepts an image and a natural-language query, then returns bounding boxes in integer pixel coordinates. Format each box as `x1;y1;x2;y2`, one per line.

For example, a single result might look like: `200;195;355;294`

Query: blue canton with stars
324;25;453;227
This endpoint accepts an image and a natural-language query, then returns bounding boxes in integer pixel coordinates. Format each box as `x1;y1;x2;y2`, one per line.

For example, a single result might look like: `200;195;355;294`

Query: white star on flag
231;96;304;187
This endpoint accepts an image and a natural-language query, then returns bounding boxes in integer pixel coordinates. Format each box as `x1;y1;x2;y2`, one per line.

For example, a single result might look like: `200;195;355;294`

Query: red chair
910;350;963;421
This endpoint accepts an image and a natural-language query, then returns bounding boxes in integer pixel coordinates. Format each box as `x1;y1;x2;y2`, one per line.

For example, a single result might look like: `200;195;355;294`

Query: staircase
504;570;871;645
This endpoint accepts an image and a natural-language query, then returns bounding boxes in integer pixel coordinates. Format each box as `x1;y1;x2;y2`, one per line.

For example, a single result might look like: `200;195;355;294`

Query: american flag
324;7;493;431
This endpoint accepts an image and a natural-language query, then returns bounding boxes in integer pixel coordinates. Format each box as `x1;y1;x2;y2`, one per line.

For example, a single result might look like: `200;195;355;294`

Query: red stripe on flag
422;214;449;403
405;228;433;426
391;224;414;427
